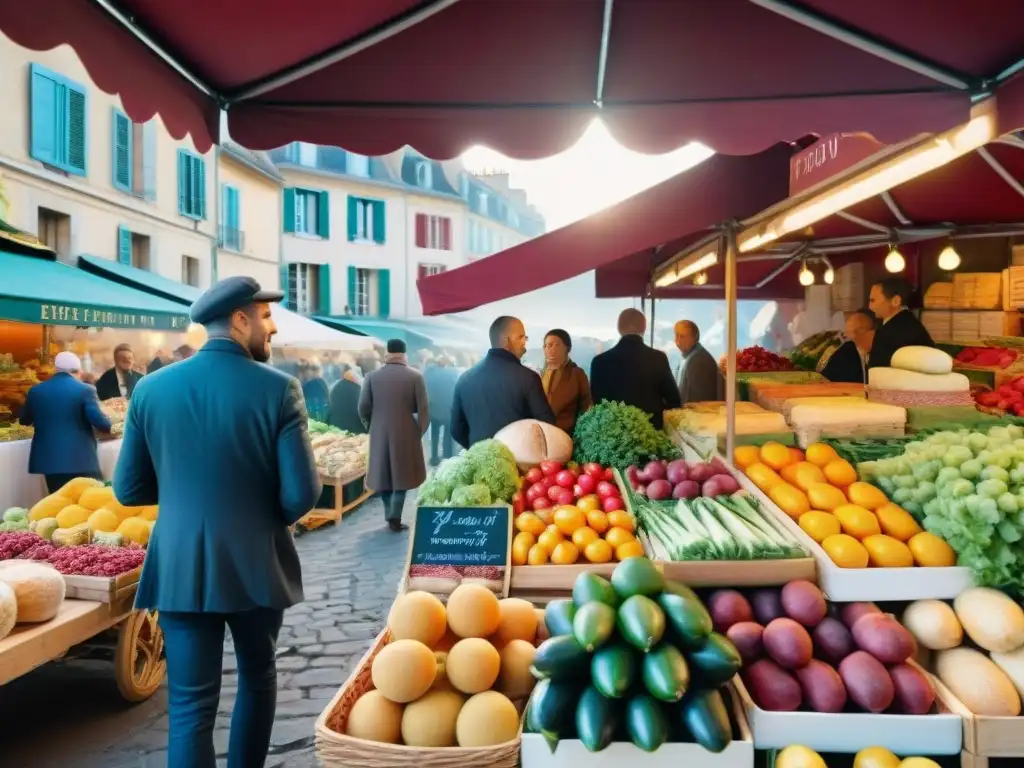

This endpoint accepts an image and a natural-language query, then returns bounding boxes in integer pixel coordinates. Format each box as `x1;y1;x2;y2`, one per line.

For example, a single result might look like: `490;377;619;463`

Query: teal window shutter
377;269;391;319
347;265;357;313
193;157;206;219
346;195;358;241
319;264;332;314
372;200;386;244
29;65;60;167
142;121;157;200
64;85;87;176
111;108;131;191
117;226;132;265
177;150;188;214
283;189;296;233
229;186;240;232
317;191;330;238
280;264;291;308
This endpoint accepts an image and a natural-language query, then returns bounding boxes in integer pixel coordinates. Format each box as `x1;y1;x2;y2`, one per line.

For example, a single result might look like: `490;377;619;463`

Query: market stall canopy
0;251;190;330
77;255;372;350
314;315;479;350
417;143;795;314
6;1;1024;157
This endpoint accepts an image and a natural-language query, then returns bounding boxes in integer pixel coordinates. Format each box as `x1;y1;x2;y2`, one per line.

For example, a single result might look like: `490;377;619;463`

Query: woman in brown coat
541;329;593;435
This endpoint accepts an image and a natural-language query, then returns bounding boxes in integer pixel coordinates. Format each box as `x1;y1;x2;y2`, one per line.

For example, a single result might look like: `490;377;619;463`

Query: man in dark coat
328;365;367;435
95;342;144;401
868;278;935;369
450;316;554;448
674;320;724;405
424;355;459;465
21;351;112;493
114;276;321;768
822;309;876;384
591;309;681;429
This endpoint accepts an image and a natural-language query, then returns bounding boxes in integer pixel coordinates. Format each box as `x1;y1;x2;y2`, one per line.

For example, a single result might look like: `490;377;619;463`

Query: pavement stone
0;494;410;767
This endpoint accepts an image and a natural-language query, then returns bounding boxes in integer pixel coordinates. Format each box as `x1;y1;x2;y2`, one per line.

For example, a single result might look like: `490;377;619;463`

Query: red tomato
552;487;574;506
602;467;615;482
512;492;525;515
583;462;604;477
524;467;544;485
532;497;552;510
555;470;577;489
542;476;557;490
576;473;597;495
540;460;564;477
525;482;547;502
596;480;618;499
601;495;624;513
547;484;567;502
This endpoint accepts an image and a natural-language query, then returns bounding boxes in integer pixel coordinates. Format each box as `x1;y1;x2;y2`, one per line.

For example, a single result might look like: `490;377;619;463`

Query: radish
666;459;689;486
644;460;667;481
646;479;672;500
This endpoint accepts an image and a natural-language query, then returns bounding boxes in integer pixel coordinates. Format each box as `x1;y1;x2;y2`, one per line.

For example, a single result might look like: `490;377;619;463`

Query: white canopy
271;306;375;351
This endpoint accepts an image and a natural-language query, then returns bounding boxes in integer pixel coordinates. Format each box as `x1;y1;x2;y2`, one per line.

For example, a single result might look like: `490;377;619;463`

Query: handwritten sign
789;132;884;197
1;298;189;330
410;505;512;568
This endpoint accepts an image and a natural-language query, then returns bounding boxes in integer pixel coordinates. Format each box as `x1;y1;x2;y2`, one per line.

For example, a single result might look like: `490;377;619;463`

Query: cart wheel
115;609;166;702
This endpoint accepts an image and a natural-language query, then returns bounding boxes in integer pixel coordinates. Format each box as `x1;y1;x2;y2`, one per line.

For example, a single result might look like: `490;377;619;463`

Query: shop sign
409;504;513;594
790;132;884;197
0;298;189;331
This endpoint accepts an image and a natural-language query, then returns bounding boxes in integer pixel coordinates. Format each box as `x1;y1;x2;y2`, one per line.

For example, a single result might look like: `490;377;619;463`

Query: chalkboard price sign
410;505;512;568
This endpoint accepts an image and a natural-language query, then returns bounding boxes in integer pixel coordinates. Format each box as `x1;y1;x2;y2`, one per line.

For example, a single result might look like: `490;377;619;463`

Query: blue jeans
158;608;285;768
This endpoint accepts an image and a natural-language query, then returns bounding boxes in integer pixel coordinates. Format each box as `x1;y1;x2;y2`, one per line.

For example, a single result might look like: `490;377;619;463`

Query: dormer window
416;161;433;188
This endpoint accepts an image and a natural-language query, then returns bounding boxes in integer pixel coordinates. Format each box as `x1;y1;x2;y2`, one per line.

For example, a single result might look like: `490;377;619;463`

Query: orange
526;543;549;565
805;442;840;468
769;482;811;519
606;510;635;533
788;447;806;464
616;540;646;560
760;441;794;471
875;503;923;542
862;534;914;568
792;462;827;492
515;512;546;537
511;531;536;565
907;531;957;567
807;483;847;511
553;505;587;535
833;504;881;539
823;459;857;488
571;526;600;550
550;540;580;565
535;506;554;526
746;463;783;492
584;538;614;564
822;533;869;568
846;481;888;511
780;464;802;486
733;445;761;469
586;509;609;534
537;526;563;553
798;511;841;543
576;494;602;513
604;526;635;549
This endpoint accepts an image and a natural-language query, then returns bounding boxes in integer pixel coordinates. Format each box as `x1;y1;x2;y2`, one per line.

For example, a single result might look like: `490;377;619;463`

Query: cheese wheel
868;367;969;392
891;346;954;375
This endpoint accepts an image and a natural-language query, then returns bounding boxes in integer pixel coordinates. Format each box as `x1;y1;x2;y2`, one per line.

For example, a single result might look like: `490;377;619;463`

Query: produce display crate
295;470;372;531
520;684;754;768
62;566;142;603
931;672;1024;766
732;666;963;755
1002;266;1024;310
509;562;618;603
792;423;906;450
314;628;521;768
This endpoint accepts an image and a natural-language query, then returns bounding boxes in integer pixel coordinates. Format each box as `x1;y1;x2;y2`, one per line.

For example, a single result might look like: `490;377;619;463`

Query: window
418;263;446;280
181;255;200;287
113;112;156;199
352;268;371;316
219;184;242;251
414;213;452;250
347;152;369;177
29;63;88;176
347;196;385;243
177;150;207;219
285;188;330;238
347;266;391;318
286;263;322;313
477;191;488;215
116;226;150;270
37;207;71;262
297;142;318;166
415;161;433;188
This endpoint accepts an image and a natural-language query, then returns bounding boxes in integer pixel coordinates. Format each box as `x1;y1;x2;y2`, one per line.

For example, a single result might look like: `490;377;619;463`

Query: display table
0;438;122;510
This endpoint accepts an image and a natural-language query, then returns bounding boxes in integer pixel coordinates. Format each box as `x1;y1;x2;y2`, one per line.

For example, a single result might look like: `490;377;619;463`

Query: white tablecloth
0;439;122;511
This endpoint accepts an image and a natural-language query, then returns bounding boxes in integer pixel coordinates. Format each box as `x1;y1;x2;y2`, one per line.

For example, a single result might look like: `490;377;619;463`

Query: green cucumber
573;572;619;608
687;632;742;686
573;602;616;652
532;634;590;681
576;685;619;753
625;692;669;752
591;641;640;699
657;592;712;649
544;599;576;636
616;594;666;652
611;557;665;599
642;642;690;702
680;687;733;753
529;678;579;736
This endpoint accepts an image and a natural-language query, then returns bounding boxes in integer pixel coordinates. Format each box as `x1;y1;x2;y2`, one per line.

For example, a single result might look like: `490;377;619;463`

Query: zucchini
576;685;619;753
680;687;732;753
687;631;742;686
532;634;590;681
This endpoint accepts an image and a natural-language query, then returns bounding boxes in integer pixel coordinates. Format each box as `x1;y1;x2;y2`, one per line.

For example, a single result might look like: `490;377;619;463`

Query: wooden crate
1002;266;1024;310
921;310;953;342
924;282;954;309
295;471;372;531
931;675;1024;764
952;273;1004;310
63;567;141;603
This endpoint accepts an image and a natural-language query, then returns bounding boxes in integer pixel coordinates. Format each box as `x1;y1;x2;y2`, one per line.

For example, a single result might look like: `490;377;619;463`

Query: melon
57;476;103;503
0;581;15;641
456;691;520;747
494;419;573;471
447;583;500;638
498;639;537;699
28;494;71;523
432;651;454;691
389;590;447;647
345;690;404;743
0;562;65;623
55;504;91;529
371;639;437;703
78;486;115;512
446;638;501;694
401;689;465;747
434;628;460;652
493;598;539;645
87;508;120;535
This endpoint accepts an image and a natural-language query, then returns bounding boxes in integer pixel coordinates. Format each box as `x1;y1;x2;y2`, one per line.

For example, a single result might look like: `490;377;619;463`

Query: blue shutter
64;85;87;176
142;121;157;200
280;264;291;309
177;150;188;214
319;264;332;314
316;191;330;238
347;265;357;314
117;226;132;265
283;189;296;233
228;186;240;232
346;196;358;241
29;64;60;167
193;156;206;219
377;269;391;319
112;109;132;191
372;200;386;244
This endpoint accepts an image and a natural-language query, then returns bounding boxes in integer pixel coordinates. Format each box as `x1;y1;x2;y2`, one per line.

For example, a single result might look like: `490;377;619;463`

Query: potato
813;617;854;665
901;600;962;651
780;580;827;628
707;589;754;633
851;613;917;664
839;651;895;713
840;602;881;629
795;659;848;713
750;588;785;625
762;618;813;669
888;662;936;715
726;621;765;663
743;658;802;711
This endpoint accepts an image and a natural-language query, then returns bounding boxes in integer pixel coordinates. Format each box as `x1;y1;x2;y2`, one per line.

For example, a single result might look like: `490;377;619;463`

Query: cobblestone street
0;497;408;768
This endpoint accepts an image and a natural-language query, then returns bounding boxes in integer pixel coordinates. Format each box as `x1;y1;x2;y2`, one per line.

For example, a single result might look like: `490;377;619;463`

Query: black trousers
378;490;407;522
44;472;103;494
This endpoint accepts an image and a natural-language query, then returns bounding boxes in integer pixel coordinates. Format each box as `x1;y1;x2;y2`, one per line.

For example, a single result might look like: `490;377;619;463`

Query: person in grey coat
674;320;724;405
359;338;429;532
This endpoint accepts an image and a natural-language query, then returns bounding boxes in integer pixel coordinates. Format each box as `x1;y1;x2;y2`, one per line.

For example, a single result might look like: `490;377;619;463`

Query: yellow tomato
553;505;587;535
584;538;613;564
746;462;783;492
798;511;841;543
733;445;761;469
807;482;847;512
776;745;827;768
898;759;942;768
616;540;645;561
576;494;602;512
788;447;806;464
792;462;827;492
535;506;554;526
853;747;901;768
515;512;546;537
805;443;839;468
847;481;888;511
769;482;811;519
822;533;869;568
875;503;923;542
823;458;858;488
586;509;609;534
527;543;549;565
780;464;802;486
907;531;956;567
606;510;635;533
760;441;793;471
834;504;881;539
550;540;580;565
511;531;536;565
537;526;563;553
604;526;635;549
571;526;600;550
862;534;914;568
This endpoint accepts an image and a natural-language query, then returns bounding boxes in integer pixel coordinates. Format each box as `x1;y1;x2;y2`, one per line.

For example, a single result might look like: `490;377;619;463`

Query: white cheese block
789;401;907;427
869;367;970;392
891;345;954;375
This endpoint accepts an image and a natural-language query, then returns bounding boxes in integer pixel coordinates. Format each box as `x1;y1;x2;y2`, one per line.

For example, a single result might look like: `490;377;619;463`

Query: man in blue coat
21;351;112;493
114;276;321;768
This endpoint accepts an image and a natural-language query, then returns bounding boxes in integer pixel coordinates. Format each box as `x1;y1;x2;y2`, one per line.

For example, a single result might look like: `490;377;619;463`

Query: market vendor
867;278;935;369
20;351;112;493
541;328;593;434
821;309;876;384
673;320;723;405
95;342;144;401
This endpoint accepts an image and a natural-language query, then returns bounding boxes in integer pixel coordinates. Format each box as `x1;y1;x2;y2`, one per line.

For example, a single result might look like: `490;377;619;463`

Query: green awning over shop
0;251;191;330
78;254;202;305
314;316;480;350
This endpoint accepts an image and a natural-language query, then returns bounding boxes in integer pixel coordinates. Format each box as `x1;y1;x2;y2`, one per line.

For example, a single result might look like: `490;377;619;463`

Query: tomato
524;467;544;485
549;486;574;506
576;473;597;495
583;462;604;477
603;468;615;482
512;492;525;515
601;495;624;513
555;469;577;488
531;496;552;510
525;482;547;503
540;460;563;477
542;476;557;489
596;480;618;499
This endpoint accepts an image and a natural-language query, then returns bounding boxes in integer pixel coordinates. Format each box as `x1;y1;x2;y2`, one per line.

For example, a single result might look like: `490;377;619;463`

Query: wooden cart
0;568;165;702
295;470;373;531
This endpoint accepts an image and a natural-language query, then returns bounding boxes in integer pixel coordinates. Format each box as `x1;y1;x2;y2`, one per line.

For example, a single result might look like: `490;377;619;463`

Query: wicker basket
867;387;975;408
315;629;522;768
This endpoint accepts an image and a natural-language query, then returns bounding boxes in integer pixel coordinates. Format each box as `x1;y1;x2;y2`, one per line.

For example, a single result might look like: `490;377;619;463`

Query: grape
997;493;1019;514
982;466;1010;484
960;459;983;481
949;479;975;498
978;479;1009;499
895;474;917;489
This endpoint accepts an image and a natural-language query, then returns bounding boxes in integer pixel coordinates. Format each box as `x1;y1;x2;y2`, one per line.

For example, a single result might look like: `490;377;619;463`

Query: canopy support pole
724;226;738;463
650;295;656;347
594;0;615;107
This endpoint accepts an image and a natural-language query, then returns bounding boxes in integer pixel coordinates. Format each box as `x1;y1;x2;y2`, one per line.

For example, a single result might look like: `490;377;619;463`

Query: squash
116;517;152;546
0;561;65;622
35;517;59;542
87;508;120;535
902;600;963;650
52;523;91;547
953;587;1024;653
56;476;104;503
55;504;91;529
28;493;71;522
78;486;115;512
935;647;1021;716
991;647;1024;698
493;419;573;471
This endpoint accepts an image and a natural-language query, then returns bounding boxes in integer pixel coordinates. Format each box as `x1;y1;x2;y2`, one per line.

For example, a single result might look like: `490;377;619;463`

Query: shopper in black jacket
450;316;554;448
590;309;681;429
822;309;876;384
867;278;934;369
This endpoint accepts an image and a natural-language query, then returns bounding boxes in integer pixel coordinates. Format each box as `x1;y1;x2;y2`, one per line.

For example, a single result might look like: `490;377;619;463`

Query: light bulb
798;264;815;286
885;247;906;273
693;271;708;286
823;267;835;285
938;245;961;271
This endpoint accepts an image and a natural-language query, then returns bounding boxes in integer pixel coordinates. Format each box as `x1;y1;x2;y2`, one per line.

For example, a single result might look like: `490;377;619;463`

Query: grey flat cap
189;276;284;325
